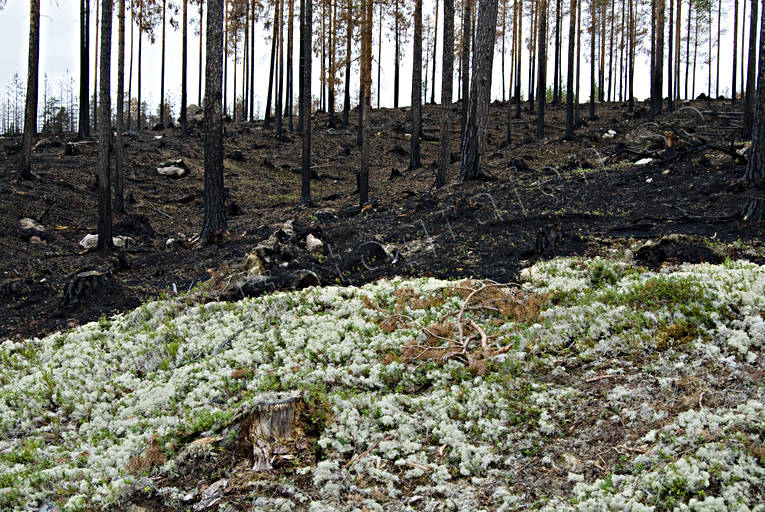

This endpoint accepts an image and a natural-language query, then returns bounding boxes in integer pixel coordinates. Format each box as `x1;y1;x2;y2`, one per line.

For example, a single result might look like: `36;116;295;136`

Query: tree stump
62;270;108;306
247;396;301;472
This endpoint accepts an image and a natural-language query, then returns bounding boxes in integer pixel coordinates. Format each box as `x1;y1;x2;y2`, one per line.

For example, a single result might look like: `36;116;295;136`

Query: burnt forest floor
1;98;764;341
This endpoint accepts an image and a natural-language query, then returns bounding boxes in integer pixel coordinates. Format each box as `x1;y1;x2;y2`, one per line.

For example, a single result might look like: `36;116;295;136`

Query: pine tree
200;0;227;241
22;0;41;180
437;0;454;188
97;0;114;256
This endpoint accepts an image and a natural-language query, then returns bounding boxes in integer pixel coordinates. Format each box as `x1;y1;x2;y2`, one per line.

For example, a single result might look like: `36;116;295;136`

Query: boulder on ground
306;234;324;255
156;166;187;178
187;104;204;123
79;234;135;250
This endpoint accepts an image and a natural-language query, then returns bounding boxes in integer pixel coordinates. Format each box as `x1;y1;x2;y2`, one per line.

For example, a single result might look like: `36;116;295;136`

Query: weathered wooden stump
247;396;301;472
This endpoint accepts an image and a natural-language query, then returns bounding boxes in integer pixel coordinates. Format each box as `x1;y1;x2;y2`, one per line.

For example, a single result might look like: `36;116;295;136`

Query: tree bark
199;1;204;106
200;0;227;241
410;0;423;169
744;0;758;138
181;0;188;135
138;0;143;129
394;0;400;108
301;0;312;203
431;0;439;104
565;0;577;138
97;0;113;256
160;0;166;126
22;0;40;180
514;0;522;119
553;0;561;103
115;0;126;214
668;0;674;111
744;0;765;190
343;0;352;126
459;0;499;180
127;5;134;130
265;1;279;129
733;0;738;103
79;0;89;138
287;0;295;129
276;0;285;137
460;0;472;136
437;0;454;188
93;0;99;133
651;0;664;115
589;0;595;119
537;0;547;138
360;0;372;205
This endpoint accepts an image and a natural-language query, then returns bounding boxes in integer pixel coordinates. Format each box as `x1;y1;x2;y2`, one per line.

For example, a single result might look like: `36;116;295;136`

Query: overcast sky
0;0;750;122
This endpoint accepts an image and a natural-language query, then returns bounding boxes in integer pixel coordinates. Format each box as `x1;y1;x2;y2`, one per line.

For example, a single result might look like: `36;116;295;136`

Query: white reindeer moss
0;258;763;510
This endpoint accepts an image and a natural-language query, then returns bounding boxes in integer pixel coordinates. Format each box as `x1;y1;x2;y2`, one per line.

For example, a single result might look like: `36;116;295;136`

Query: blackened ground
1;99;763;340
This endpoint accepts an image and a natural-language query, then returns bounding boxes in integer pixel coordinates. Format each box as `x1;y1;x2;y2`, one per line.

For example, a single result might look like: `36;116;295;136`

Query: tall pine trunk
743;0;758;137
138;0;143;129
200;0;226;241
265;1;279;129
181;0;188;135
668;0;674;111
437;0;454;187
79;0;89;138
743;0;765;193
301;0;312;203
459;0;498;180
97;0;113;256
431;0;439;103
537;0;547;138
733;0;738;103
359;0;372;205
460;0;472;136
115;0;125;214
410;0;423;169
343;0;352;126
565;0;577;138
22;0;40;180
651;0;664;115
287;0;295;129
160;0;166;126
199;1;203;106
394;0;400;108
589;0;595;119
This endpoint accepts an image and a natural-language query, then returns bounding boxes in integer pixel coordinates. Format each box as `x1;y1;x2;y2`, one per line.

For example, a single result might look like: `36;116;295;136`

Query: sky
0;0;751;123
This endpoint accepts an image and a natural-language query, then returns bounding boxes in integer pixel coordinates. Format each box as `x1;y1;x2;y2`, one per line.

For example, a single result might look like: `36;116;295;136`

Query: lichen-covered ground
1;256;763;511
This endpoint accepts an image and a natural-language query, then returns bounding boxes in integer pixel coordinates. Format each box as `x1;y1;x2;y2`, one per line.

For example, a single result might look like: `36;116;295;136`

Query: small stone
306;234;324;255
602;129;616;138
79;233;99;250
79;234;134;250
635;158;654;166
29;235;46;245
156;165;187;178
19;218;45;232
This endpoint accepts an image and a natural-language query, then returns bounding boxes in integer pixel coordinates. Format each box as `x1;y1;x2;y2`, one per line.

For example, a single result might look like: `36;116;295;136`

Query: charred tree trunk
431;0;439;103
199;1;204;107
115;0;125;214
287;0;295;129
160;0;166;126
181;0;188;135
276;0;285;137
437;0;454;188
668;0;674;111
514;0;523;118
97;0;113;256
359;0;372;205
537;0;547;138
461;0;472;137
565;0;577;138
138;0;143;129
589;0;596;119
459;0;499;180
265;1;279;129
651;0;664;115
410;0;423;169
733;0;738;103
743;0;758;138
200;0;227;241
22;0;40;180
553;0;561;103
79;0;89;138
743;0;765;191
301;0;312;203
343;0;352;126
394;0;400;108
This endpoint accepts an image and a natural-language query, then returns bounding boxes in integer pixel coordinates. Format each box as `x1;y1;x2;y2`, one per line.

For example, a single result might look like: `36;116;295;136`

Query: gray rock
156;166;187;178
305;233;324;255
